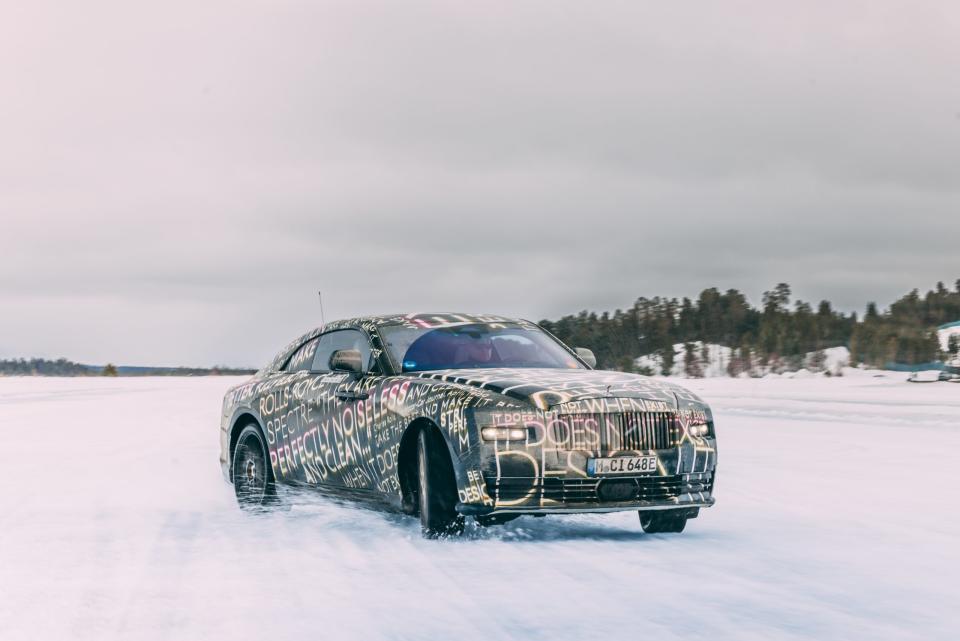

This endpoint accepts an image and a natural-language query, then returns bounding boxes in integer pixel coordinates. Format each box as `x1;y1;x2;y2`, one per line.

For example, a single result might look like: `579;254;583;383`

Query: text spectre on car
220;313;717;537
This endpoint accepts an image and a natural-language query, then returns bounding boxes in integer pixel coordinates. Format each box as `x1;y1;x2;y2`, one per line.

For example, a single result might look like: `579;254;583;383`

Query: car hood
415;368;705;410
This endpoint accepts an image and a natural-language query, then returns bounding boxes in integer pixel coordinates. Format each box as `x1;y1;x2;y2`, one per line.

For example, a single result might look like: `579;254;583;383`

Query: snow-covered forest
542;280;960;374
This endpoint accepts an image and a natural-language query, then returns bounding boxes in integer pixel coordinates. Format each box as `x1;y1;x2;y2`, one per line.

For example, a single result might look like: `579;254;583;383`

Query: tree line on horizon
0;358;256;377
540;280;960;375
4;280;958;378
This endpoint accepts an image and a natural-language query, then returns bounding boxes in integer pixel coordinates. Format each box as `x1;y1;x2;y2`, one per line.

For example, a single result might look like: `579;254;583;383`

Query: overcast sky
2;1;959;366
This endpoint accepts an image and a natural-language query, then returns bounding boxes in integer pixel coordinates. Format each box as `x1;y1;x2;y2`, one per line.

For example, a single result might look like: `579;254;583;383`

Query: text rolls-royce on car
220;313;717;537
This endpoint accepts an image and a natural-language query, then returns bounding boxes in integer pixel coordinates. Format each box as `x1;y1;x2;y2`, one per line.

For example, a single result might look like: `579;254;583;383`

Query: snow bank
635;343;851;378
804;345;850;372
635;342;733;377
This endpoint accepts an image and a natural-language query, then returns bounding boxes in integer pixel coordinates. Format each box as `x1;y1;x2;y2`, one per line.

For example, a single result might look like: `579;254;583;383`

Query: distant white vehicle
908;370;942;383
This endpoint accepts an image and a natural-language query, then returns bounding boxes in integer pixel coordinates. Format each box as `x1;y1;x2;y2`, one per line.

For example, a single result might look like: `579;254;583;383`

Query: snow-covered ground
1;375;957;640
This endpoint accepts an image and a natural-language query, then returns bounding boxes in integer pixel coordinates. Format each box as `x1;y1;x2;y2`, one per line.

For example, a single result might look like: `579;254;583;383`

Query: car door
264;336;321;485
305;328;384;491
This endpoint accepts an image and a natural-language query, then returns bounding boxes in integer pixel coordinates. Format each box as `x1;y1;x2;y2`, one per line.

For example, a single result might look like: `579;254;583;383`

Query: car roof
315;312;530;332
262;313;536;373
363;312;525;328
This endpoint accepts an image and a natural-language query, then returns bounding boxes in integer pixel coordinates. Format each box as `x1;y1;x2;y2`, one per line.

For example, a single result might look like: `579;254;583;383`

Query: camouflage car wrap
220;313;717;516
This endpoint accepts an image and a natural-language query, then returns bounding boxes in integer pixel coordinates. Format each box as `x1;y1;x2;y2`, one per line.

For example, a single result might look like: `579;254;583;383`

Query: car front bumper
459;496;715;516
458;469;716;516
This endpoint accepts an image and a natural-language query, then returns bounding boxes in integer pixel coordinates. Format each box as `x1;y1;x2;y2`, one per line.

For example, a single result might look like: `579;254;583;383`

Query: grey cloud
2;0;959;365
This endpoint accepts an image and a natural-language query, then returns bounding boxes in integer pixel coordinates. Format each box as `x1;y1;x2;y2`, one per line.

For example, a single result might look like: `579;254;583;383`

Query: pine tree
726;351;741;377
659;344;676;376
684;343;704;378
103;363;118;377
740;343;754;376
848;325;860;367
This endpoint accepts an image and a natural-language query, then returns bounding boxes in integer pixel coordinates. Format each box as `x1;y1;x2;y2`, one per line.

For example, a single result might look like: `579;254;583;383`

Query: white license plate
587;456;658;476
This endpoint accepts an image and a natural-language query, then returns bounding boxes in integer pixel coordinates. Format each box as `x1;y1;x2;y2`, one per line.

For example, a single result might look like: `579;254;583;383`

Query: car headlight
480;426;529;442
687;423;711;438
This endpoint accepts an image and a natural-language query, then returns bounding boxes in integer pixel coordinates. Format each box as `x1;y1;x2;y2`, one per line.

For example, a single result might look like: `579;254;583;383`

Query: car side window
285;338;319;372
311;329;373;374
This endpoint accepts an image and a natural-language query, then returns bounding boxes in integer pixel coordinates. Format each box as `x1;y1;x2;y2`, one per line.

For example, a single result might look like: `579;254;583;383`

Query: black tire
639;510;688;533
232;424;276;509
417;428;464;538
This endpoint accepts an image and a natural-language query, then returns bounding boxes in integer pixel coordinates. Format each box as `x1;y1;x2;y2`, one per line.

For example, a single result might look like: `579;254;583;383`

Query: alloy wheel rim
236;438;267;504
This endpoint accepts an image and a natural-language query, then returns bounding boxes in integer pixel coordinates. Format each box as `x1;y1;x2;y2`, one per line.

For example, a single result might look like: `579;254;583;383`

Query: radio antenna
318;291;326;329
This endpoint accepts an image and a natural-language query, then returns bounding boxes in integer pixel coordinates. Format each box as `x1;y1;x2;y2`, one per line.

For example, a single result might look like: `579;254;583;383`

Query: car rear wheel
233;424;275;509
417;428;464;538
639;510;688;533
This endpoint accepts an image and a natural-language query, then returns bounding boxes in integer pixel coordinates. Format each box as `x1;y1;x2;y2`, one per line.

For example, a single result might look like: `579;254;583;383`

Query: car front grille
553;411;680;452
486;472;712;505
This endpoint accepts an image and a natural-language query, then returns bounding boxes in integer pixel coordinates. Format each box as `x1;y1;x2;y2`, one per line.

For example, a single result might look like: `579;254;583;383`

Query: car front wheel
417;428;464;538
639;510;688;533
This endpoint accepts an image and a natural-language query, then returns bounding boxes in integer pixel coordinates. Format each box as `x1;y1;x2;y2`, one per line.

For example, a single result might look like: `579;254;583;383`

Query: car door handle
336;389;369;401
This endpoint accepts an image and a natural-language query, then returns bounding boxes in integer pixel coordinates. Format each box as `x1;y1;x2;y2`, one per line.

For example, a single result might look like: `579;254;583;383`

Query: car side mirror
575;347;597;368
330;349;364;376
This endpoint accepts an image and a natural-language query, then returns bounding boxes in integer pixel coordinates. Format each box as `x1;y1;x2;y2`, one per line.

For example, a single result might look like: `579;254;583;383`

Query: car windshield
378;322;584;372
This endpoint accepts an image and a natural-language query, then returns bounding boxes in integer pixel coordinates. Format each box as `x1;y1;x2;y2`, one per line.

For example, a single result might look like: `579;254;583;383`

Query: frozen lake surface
1;374;957;640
